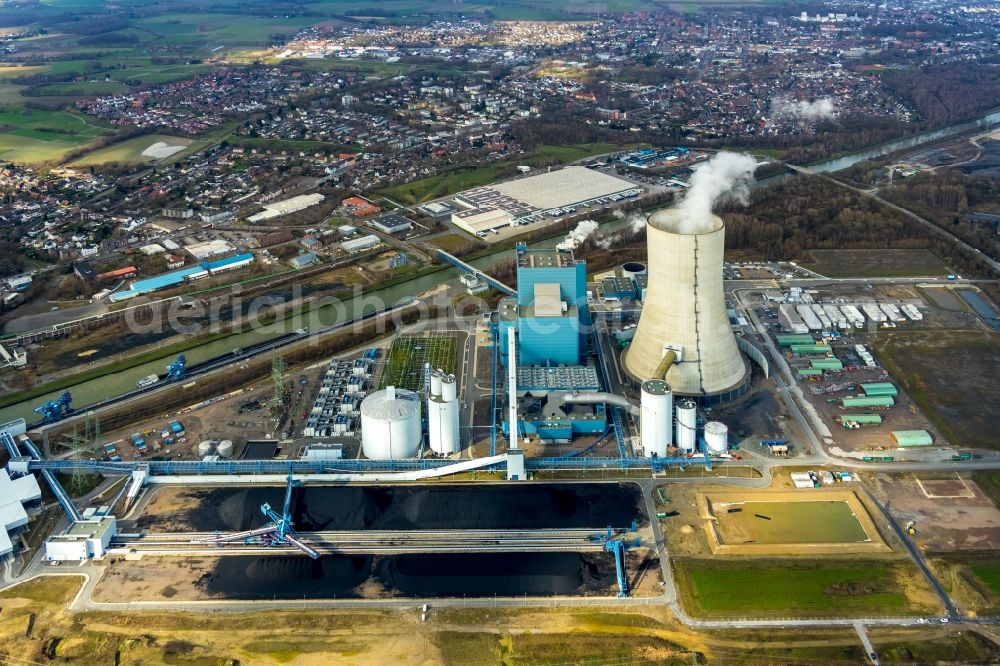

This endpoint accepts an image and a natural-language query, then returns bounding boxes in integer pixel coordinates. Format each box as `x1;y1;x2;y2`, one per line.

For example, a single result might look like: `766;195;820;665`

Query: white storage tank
640;380;672;458
622;261;647;280
428;373;460;455
704;421;729;455
197;440;215;456
216;439;234;458
360;386;422;460
676;400;697;453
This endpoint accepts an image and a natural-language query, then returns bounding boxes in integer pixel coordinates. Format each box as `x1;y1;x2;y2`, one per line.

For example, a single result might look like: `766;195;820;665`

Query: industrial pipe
562;391;641;416
652;350;677;381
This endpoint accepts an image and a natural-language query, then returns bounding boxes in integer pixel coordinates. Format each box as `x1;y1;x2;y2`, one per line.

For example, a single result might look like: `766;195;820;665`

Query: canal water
203;551;617;599
138;483;646;532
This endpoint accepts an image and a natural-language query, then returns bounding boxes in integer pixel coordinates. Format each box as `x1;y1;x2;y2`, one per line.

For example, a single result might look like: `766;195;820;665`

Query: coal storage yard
139;483;647;532
200;552;620;599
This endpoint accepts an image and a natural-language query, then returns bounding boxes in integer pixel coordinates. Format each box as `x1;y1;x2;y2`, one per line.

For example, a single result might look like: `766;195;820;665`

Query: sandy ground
876;474;1000;550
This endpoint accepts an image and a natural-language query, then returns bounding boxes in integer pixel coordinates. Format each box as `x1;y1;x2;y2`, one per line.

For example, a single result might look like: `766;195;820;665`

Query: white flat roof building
451;207;511;234
185;239;234;260
44;516;117;561
248;193;325;223
340;234;381;253
490;166;635;210
0;468;41;556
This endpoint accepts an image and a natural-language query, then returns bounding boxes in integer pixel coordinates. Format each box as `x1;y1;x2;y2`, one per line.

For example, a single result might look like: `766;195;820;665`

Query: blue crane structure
166;354;186;381
590;520;640;598
33;391;73;424
198;473;319;559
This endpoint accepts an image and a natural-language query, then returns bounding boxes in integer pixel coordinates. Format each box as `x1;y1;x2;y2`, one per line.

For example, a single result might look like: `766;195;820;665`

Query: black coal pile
160;483;644;532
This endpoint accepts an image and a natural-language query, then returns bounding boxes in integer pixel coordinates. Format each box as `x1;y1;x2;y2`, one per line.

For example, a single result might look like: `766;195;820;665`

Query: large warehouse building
451;166;638;235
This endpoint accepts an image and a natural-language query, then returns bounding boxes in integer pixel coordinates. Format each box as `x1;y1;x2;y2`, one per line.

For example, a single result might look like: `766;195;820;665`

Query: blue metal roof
201;252;254;272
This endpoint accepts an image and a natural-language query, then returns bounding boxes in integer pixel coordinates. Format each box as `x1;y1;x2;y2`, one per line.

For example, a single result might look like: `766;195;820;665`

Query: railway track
111;528;617;555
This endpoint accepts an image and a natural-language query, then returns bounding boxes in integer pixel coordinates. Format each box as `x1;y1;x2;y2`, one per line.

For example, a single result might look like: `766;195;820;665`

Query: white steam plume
773;96;837;122
674;151;759;233
557;219;600;250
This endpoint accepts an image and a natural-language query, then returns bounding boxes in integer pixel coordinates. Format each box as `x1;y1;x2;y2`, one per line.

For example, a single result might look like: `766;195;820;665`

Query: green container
842;396;895;408
840;413;882;425
777;335;816;347
798;368;824;377
790;344;832;355
892;430;933;447
811;359;844;370
861;382;898;397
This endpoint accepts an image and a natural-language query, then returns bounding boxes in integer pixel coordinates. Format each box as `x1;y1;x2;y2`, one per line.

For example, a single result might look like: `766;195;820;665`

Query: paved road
854;622;879;665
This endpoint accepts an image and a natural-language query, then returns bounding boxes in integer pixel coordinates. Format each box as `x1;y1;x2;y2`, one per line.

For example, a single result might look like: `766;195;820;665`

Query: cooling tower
624;209;748;397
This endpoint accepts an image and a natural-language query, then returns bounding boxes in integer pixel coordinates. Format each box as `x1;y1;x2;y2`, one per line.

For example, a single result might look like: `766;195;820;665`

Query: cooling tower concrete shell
704;421;728;455
640;380;673;458
361;387;422;460
676;400;697;453
624;209;748;397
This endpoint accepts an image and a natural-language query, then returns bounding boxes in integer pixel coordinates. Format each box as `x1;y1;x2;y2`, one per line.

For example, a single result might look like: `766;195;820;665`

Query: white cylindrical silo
216;440;234;458
640;380;672;458
428;396;460;455
624;209;748;397
441;374;457;402
430;369;443;397
676;400;697;453
360;386;422;460
197;440;215;456
704;421;728;455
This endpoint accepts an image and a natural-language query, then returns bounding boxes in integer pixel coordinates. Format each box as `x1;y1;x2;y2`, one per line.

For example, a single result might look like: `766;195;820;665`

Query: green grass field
674;559;932;618
0;106;114;163
69;133;191;166
379;333;458;391
969;562;1000;597
803;248;951;278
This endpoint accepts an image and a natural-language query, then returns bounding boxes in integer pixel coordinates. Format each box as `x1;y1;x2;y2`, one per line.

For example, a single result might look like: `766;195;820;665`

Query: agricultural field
874;330;1000;449
0;106;114;164
69;134;192;166
379;333;458;391
673;558;941;618
804;248;951;277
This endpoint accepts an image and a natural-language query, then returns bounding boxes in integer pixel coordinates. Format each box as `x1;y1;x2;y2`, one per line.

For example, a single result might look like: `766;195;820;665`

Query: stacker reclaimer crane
590;520;640;598
197;473;319;559
166;354;186;381
33;390;73;423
